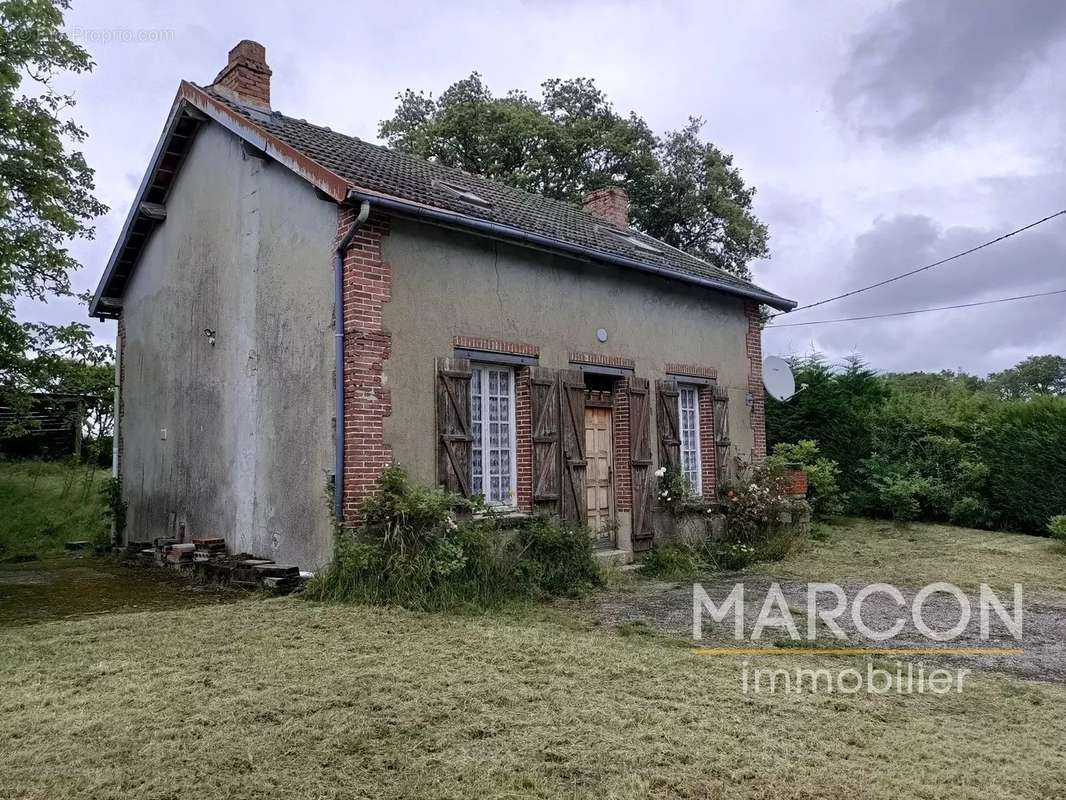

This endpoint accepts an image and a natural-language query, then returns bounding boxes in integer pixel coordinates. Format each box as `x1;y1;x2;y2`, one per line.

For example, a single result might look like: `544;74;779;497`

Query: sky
29;0;1066;377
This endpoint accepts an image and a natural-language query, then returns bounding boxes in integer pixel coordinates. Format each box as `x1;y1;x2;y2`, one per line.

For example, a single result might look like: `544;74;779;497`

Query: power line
772;208;1066;318
765;287;1066;328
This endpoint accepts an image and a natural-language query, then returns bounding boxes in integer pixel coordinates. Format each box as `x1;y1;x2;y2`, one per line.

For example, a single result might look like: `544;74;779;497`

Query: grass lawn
2;518;1065;798
0;601;1064;797
0;460;109;559
776;517;1066;593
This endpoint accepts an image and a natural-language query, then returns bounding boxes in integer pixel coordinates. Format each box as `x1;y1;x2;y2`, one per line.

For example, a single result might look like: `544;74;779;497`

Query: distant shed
0;393;87;459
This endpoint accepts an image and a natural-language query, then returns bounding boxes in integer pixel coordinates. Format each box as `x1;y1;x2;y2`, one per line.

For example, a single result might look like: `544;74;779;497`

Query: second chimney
582;186;630;228
210;40;272;109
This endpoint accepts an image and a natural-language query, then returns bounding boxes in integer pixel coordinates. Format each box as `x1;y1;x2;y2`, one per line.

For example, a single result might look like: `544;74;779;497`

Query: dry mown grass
2;597;1065;799
776;518;1066;594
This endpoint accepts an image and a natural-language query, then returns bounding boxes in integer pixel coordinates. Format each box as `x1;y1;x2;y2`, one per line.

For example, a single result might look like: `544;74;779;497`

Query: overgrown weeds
305;467;602;610
100;476;126;546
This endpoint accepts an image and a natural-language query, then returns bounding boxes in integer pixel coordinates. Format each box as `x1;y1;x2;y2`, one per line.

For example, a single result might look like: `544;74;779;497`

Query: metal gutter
333;200;370;520
346;190;797;311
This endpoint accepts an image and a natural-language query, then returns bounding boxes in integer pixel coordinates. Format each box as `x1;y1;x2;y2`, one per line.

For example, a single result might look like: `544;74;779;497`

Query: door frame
583;394;616;547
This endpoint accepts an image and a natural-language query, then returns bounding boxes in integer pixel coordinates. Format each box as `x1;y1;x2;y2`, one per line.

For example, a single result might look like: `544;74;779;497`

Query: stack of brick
192;537;227;562
124;535;303;594
229;558;300;592
164;543;195;564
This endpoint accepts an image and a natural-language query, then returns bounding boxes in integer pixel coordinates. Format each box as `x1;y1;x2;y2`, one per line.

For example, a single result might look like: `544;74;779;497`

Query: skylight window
602;227;662;254
433;180;493;209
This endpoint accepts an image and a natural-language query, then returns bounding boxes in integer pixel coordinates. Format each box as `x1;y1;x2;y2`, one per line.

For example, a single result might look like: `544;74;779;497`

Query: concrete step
593;548;630;568
252;563;299;579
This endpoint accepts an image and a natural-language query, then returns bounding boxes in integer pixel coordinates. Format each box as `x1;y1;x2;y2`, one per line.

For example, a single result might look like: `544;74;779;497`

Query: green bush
722;462;802;546
639;544;701;579
766;354;888;489
306;466;601;610
655;465;709;516
948;496;993;529
767;351;1066;534
640;463;808;576
711;541;758;570
100;476;126;545
516;517;602;597
874;472;924;523
639;539;760;577
768;439;844;518
1048;515;1066;543
981;397;1066;533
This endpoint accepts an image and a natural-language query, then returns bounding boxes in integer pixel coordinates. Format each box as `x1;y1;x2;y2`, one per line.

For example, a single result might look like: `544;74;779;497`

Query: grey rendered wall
120;121;337;568
380;218;757;545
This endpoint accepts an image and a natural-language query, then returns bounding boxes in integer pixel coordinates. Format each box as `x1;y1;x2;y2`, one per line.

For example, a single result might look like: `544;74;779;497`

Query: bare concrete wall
120;122;337;568
381;219;757;544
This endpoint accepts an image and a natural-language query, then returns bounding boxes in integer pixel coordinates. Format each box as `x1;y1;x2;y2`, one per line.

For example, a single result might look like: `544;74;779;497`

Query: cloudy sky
32;0;1066;376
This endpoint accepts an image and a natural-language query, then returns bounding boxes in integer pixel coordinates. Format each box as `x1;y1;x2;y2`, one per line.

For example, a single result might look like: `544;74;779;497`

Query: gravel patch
579;572;1066;682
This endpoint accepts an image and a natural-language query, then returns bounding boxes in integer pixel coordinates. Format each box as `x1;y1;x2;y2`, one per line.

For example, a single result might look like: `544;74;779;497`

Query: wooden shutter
656;378;681;472
558;369;587;524
713;385;731;487
629;377;655;550
436;357;473;496
530;366;561;511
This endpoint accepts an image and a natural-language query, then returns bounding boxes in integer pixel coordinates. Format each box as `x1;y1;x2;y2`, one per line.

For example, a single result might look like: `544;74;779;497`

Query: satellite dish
763;356;797;401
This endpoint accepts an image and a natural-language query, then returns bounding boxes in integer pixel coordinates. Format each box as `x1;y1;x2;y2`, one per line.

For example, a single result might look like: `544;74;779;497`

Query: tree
883;369;986;397
0;0;108;434
4;311;113;433
988;355;1066;400
766;353;888;487
379;74;768;280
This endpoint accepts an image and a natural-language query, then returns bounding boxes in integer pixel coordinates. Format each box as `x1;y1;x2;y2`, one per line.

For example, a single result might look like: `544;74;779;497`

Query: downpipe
334;200;370;519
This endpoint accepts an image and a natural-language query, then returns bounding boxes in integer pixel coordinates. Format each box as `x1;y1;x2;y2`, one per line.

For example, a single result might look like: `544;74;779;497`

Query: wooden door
584;405;614;545
559;370;587;524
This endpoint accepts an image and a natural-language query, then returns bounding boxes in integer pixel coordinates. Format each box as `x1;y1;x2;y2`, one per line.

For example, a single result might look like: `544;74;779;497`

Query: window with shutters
678;385;702;493
470;364;517;507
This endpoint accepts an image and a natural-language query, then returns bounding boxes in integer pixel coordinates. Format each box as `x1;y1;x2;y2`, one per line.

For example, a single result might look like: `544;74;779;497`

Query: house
89;41;795;568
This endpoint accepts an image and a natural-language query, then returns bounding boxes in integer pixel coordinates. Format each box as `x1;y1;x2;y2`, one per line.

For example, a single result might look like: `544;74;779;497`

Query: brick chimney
210;40;271;109
582;186;630;228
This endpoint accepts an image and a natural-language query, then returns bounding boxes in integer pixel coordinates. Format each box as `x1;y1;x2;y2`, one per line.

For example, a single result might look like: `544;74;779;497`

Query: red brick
211;40;272;108
453;336;539;358
745;301;767;462
613;378;632;512
338;210;393;520
568;351;635;370
582;187;630;227
665;362;717;381
698;386;717;498
515;367;533;512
